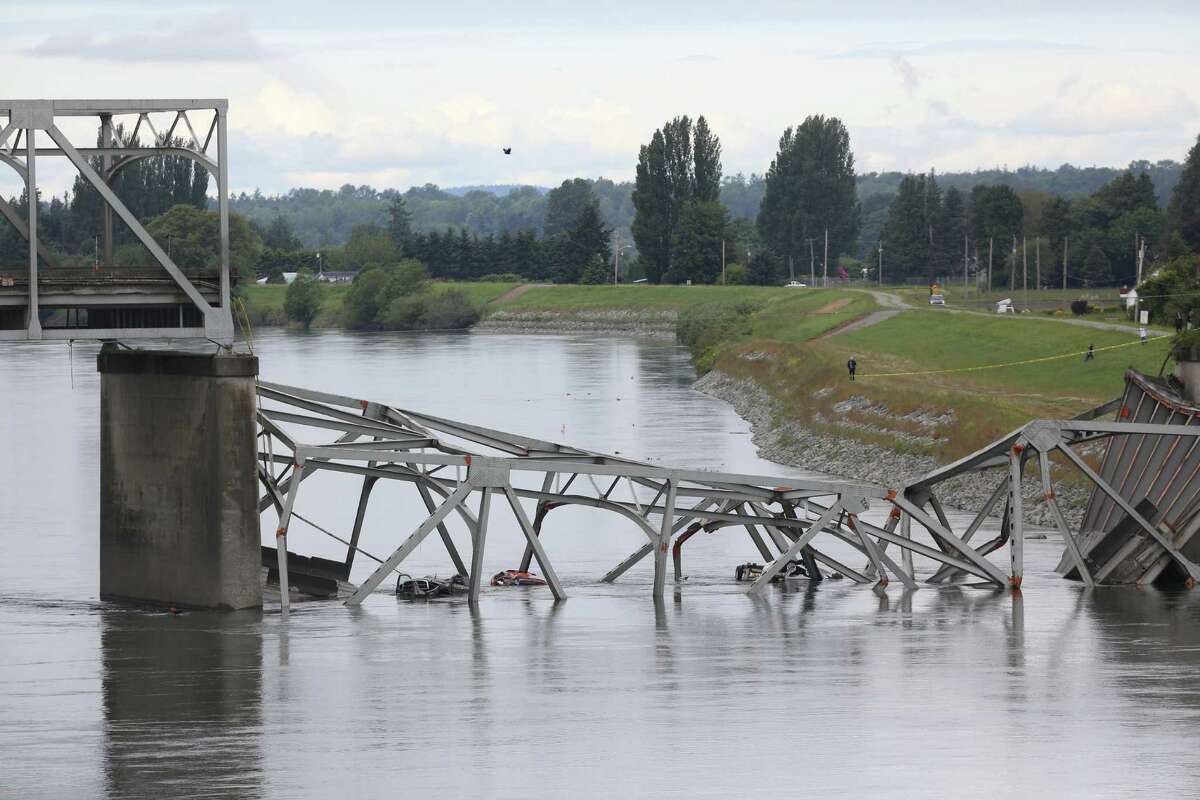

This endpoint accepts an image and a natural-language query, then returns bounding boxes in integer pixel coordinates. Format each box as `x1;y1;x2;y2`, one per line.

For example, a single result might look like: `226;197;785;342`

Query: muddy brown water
2;329;1199;798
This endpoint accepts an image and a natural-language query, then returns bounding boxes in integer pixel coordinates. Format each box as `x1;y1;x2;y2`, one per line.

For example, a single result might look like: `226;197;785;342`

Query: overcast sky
8;1;1200;196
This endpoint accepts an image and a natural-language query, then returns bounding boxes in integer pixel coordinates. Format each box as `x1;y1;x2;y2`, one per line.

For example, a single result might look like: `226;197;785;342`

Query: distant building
1119;287;1138;310
317;271;356;284
255;272;299;285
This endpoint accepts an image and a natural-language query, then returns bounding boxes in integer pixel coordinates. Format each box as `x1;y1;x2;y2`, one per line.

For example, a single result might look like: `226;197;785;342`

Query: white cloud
890;55;921;96
25;13;263;62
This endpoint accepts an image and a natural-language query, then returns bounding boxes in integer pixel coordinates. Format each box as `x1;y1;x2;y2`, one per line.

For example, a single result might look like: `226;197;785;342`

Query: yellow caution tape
858;334;1169;378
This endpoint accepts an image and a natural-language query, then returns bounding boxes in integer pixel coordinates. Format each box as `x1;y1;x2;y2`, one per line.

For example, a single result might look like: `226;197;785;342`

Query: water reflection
101;609;263;799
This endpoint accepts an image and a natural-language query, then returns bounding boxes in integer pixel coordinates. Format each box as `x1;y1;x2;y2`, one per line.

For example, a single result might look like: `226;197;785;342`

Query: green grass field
836;307;1169;403
746;290;877;342
493;283;786;311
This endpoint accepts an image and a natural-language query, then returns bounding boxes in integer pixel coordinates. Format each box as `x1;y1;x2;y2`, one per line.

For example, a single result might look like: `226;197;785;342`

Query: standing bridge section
0;99;233;344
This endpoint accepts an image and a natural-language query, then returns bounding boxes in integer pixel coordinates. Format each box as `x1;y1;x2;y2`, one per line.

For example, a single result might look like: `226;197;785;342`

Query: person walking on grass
1085;344;1094;362
1139;326;1148;345
847;356;857;381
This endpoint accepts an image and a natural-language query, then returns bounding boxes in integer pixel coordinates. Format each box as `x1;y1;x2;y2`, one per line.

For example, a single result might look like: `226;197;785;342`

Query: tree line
2;117;1198;303
875;166;1184;289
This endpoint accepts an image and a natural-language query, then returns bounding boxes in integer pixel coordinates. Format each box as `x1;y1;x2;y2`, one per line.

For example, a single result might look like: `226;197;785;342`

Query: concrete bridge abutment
97;346;261;609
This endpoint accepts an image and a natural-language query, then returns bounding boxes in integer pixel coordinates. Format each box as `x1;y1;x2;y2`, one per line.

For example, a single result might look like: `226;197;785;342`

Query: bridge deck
0;266;226;338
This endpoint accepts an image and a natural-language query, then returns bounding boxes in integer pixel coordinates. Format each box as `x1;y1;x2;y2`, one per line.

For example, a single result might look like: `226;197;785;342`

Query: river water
2;330;1199;799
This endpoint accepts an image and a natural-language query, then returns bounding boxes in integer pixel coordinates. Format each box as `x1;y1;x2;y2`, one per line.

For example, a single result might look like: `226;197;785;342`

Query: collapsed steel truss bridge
256;374;1200;616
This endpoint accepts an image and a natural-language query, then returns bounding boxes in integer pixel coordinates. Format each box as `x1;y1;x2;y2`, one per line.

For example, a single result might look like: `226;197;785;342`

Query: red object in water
491;570;548;587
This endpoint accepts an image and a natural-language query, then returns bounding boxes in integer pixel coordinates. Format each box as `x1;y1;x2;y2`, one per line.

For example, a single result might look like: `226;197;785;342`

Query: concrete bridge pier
97;346;261;610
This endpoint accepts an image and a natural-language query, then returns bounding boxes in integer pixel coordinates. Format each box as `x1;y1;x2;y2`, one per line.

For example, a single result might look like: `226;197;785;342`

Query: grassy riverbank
241;280;1170;465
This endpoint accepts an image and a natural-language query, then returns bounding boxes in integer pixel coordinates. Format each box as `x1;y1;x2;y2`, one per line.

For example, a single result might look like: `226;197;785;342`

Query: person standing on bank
1139;326;1148;345
847;356;857;381
1085;344;1095;362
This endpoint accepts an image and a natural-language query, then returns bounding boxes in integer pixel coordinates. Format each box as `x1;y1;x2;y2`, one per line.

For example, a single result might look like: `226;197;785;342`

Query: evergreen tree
922;172;944;274
579;254;611;284
565;202;611;282
633;130;672;283
667;201;728;284
1167;134;1200;254
879;174;932;282
1041;196;1072;286
746;250;782;286
938;186;967;278
455;229;474;280
632;115;724;283
693;116;722;203
387;195;413;255
263;215;301;250
1081;243;1113;287
756;115;860;266
69;126;208;254
513;230;539;277
662;116;694;212
968;185;1024;286
496;230;516;275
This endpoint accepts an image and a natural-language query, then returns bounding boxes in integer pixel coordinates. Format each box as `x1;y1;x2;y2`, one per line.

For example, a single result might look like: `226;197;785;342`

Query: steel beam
468;487;492;605
748;502;840;594
25;129;39;338
1039;449;1092;586
345;484;473;606
504;486;566;601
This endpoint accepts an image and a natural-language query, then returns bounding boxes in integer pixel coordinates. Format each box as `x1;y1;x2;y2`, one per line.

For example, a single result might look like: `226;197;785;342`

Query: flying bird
502;147;512;155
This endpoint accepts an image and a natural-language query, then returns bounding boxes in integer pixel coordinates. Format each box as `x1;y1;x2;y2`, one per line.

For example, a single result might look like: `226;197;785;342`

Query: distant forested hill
226;161;1181;251
227;180;633;249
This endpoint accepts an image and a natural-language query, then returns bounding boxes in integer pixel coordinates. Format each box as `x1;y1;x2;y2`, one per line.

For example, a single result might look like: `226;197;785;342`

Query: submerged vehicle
734;561;811;583
395;573;469;598
491;570;548;587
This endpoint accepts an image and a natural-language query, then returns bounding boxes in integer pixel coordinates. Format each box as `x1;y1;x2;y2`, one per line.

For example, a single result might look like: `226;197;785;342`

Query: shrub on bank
347;260;482;331
1070;299;1091;315
676;300;765;373
1173;329;1200;362
283;269;323;329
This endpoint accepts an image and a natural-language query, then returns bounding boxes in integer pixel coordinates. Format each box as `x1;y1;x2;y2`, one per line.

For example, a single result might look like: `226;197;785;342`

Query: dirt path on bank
817;289;910;339
492;283;550;304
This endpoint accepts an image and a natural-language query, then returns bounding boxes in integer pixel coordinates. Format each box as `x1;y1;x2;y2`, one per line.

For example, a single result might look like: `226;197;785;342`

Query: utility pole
1022;235;1028;310
721;239;726;286
878;240;883;287
1063;236;1069;290
1036;237;1041;291
1010;235;1017;293
823;228;829;288
613;231;620;285
963;234;969;295
1135;235;1146;325
988;238;993;293
808;238;815;286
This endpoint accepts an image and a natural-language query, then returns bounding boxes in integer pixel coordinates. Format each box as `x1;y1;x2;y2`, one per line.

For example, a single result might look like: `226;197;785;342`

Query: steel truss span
255;377;1200;617
0;99;233;344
